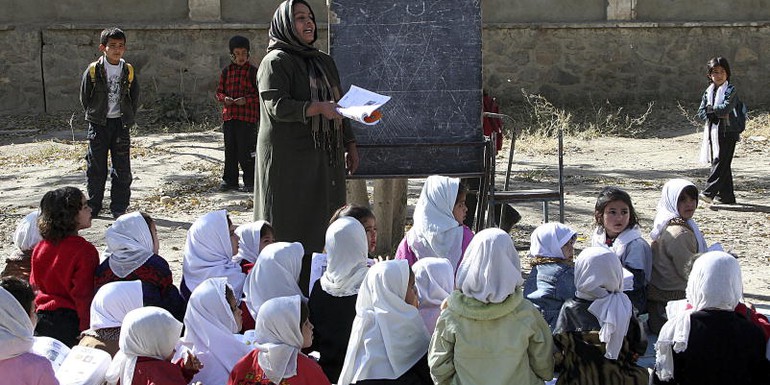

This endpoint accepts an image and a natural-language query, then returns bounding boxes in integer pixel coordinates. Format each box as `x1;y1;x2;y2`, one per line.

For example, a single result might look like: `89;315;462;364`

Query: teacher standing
255;0;359;279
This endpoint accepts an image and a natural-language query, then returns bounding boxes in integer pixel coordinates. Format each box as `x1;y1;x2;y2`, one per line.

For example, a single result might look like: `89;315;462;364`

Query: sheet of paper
336;85;391;126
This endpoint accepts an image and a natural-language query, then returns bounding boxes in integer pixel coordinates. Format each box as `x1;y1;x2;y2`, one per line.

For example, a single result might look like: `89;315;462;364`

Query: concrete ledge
28;23;329;31
484;20;770;29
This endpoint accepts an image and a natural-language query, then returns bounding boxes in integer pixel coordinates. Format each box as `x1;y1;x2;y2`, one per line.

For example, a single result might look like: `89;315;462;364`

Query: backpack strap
125;63;134;87
88;60;99;84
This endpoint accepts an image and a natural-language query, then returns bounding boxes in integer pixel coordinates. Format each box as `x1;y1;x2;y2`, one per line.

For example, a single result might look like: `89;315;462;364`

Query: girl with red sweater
30;186;99;347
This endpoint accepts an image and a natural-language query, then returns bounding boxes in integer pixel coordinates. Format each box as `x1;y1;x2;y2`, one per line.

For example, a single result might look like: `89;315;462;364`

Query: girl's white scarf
13;210;41;253
456;228;524;304
412;257;454;333
406;175;465;269
650;179;707;252
253;295;304;385
655;251;742;381
699;81;728;164
530;222;576;259
320;217;369;297
104;212;155;278
233;220;270;264
243;242;305;320
89;281;143;330
591;225;651;282
0;287;34;360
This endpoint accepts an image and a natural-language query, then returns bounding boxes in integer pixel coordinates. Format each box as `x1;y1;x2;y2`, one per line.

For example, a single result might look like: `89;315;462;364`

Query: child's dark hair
260;223;275;238
680;185;699;201
38;186;85;242
0;277;35;315
706;56;731;81
139;212;154;227
299;300;309;329
229;35;250;53
329;204;376;225
455;181;469;204
100;27;126;45
594;186;639;229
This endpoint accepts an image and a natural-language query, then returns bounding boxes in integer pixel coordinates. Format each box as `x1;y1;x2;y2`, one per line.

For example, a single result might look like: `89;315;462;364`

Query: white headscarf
13;210;42;253
405;175;465;269
456;228;523;304
574;247;633;360
89;281;143;330
412;257;454;333
650;179;707;252
529;222;577;259
233;220;270;264
105;307;182;385
244;242;305;320
180;277;251;385
699;81;728;164
182;210;246;299
591;225;651;282
103;212;155;278
337;260;430;385
0;286;34;360
655;251;742;381
321;217;369;297
253;295;304;384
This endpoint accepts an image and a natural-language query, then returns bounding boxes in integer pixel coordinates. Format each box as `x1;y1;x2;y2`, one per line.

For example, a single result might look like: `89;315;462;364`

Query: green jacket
429;289;554;385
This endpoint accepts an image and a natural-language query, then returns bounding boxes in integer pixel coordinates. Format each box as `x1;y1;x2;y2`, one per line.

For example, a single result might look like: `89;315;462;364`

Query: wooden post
346;179;369;207
372;179;407;257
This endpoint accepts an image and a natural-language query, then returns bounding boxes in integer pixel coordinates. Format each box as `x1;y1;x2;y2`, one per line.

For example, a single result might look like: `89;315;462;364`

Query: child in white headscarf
105;307;202;385
412;257;454;334
0;277;58;385
552;247;648;385
523;222;578;330
78;280;144;357
308;217;369;383
243;242;305;321
178;277;248;385
648;179;708;334
429;228;553;385
2;211;42;280
653;251;769;385
232;220;275;272
180;210;245;300
228;295;330;385
395;175;473;271
338;260;432;385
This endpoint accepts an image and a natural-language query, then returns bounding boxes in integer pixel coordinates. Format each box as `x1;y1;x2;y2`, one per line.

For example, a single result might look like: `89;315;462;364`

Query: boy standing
216;35;259;192
79;27;140;218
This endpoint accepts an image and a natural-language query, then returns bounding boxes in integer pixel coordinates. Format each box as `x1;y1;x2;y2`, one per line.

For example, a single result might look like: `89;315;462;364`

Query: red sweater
127;357;197;385
228;350;331;385
30;235;99;331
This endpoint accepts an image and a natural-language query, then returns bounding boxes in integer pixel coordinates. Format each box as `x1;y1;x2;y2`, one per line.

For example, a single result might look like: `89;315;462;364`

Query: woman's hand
345;142;359;175
307;101;343;121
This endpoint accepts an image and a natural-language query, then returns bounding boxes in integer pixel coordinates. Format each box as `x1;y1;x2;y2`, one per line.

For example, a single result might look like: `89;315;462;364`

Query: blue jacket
523;261;575;330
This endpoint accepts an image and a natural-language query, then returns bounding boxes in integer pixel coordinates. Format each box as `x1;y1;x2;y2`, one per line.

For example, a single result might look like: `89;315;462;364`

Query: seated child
232;220;275;273
308;217;369;383
591;187;652;314
396;175;473;270
244;242;305;321
95;212;185;321
78;281;143;357
654;251;770;384
412;257;454;334
180;210;245;301
228;295;331;385
552;247;648;385
429;228;554;385
337;260;432;385
105;306;202;385
30;186;99;347
178;277;249;385
0;277;58;385
2;211;42;280
523;222;578;330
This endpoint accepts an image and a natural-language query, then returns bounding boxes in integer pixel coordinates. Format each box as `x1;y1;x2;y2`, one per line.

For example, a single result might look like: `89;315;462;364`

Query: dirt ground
1;113;768;310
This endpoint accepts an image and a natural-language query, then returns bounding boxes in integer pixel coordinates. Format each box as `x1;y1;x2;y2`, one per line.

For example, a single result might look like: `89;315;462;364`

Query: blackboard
329;0;484;177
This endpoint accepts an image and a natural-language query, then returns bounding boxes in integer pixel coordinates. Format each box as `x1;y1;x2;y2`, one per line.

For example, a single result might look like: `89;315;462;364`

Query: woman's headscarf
650;179;707;252
243;242;305;320
253;295;304;384
182;210;246;299
574;247;633;360
104;212;155;278
267;0;344;164
89;281;143;330
320;217;369;297
529;222;576;259
405;175;465;269
412;257;454;332
337;260;429;385
13;210;42;253
655;251;743;381
105;307;182;385
179;277;250;385
233;220;270;264
0;286;34;360
456;228;523;304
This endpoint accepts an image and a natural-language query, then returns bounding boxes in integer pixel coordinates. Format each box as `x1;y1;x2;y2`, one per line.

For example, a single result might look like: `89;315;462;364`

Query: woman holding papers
256;0;359;279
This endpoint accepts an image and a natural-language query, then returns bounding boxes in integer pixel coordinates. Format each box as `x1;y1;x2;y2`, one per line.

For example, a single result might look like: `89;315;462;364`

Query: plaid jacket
216;62;259;123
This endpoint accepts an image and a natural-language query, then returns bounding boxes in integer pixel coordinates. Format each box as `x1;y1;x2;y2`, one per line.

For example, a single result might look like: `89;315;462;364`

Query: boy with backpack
80;27;140;219
215;35;259;192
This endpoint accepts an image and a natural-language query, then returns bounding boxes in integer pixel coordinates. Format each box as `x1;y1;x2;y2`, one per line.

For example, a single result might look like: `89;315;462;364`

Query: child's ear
98;44;106;52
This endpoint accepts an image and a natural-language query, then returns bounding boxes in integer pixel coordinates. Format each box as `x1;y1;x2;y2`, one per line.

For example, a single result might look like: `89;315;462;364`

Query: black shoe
111;211;126;219
240;185;254;193
220;182;239;191
699;193;713;204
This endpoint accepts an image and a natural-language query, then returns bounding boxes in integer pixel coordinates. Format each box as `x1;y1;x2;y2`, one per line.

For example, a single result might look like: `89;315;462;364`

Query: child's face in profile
677;192;698;220
361;217;378;253
405;271;419;308
227;290;243;332
229;224;240;256
75;194;92;230
709;66;728;87
231;47;249;66
301;318;314;348
452;192;468;224
150;221;160;255
259;232;275;253
561;236;576;261
99;37;126;65
602;200;630;238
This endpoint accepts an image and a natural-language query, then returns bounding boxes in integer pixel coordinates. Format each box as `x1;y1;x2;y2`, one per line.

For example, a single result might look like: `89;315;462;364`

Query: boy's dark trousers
86;118;132;217
222;119;257;188
703;132;738;202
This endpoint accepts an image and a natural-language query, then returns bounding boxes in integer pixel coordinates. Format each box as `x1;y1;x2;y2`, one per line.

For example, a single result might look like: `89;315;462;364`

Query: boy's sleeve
428;312;456;385
216;68;228;103
130;73;140;114
244;66;259;105
80;67;92;111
